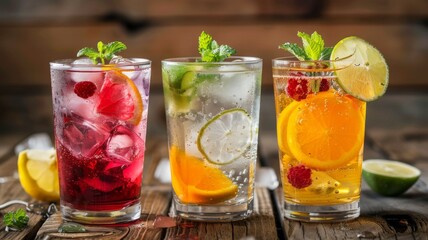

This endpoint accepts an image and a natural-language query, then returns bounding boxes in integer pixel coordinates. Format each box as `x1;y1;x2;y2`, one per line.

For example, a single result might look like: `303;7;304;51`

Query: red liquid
57;140;143;211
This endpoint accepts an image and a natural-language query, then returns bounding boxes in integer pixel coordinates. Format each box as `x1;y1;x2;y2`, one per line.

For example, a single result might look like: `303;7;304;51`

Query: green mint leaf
105;41;127;57
76;41;127;64
278;43;308;61
215;45;236;62
320;47;333;60
198;31;236;62
297;31;324;60
198;31;213;54
3;209;29;231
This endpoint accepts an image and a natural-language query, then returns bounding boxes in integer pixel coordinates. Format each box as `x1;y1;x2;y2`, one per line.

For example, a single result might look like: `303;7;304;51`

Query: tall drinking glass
50;58;151;224
273;55;365;222
162;57;262;221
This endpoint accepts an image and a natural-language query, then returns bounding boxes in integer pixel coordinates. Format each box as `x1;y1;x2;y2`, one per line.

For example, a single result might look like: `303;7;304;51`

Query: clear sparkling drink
162;57;262;221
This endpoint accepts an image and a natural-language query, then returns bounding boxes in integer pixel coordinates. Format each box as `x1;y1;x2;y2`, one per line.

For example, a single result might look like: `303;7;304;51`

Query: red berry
286;72;308;101
74;81;97;99
319;78;330;92
287;164;312;189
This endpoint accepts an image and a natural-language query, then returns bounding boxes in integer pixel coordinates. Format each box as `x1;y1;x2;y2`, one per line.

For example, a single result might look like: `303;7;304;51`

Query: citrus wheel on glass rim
331;36;389;102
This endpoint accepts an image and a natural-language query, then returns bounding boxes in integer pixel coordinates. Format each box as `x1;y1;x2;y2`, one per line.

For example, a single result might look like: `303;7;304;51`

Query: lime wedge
362;159;420;196
197;108;252;165
331;36;389;101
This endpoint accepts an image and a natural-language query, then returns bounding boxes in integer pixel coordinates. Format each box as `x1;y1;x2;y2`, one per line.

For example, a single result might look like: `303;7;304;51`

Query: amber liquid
273;67;366;206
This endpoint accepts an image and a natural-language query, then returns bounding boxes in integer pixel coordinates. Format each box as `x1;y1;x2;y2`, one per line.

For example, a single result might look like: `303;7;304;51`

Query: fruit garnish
287;164;312;189
169;145;238;204
277;101;299;155
73;81;97;99
331;36;389;101
279;31;333;96
197;108;252;165
96;70;143;125
77;41;127;65
3;208;29;231
286;72;309;101
198;31;236;62
362;159;420;196
286;91;365;170
17;149;60;202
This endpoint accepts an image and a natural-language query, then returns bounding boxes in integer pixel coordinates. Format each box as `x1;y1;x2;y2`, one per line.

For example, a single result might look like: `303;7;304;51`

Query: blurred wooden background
0;0;427;134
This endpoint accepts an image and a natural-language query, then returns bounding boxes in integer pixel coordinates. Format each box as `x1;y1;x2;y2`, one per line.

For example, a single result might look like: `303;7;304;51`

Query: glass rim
272;53;355;71
50;58;151;69
162;56;262;65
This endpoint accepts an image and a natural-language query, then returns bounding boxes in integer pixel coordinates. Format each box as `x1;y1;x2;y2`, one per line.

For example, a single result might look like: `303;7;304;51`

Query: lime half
197;108;252;165
331;36;389;101
362;159;420;196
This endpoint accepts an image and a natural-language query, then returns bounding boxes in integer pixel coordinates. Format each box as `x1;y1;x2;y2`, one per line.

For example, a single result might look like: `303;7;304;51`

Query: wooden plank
36;186;172;240
271;128;428;239
0;155;46;240
0;23;426;89
1;0;426;21
164;187;278;240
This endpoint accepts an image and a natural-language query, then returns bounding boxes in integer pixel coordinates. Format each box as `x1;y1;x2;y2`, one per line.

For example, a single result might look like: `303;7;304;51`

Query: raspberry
286;72;308;101
319;78;330;92
287;164;312;189
74;81;97;99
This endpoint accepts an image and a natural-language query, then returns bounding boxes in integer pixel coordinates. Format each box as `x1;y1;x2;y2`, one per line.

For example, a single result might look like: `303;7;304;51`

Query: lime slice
362;159;420;196
331;36;389;101
197;108;252;165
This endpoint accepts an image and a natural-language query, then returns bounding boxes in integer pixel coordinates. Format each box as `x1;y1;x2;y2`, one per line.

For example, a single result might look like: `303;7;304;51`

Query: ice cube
110;56;136;79
70;58;104;84
106;125;145;163
60;117;109;158
308;171;341;194
198;68;256;107
83;177;122;192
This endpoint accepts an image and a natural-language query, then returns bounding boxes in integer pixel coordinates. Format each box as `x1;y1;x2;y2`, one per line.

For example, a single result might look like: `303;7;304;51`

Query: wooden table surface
0;92;427;240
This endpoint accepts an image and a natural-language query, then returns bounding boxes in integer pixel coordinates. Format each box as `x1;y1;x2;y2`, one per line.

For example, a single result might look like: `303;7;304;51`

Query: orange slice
169;145;238;204
96;70;143;125
287;91;365;170
277;101;299;156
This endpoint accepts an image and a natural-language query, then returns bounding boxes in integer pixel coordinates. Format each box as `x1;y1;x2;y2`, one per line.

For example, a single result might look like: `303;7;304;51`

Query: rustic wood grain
36;186;172;240
0;23;427;88
1;0;426;21
164;187;278;240
0;154;48;240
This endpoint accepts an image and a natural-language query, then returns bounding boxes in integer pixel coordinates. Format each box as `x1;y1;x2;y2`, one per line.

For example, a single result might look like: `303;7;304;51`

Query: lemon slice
197;108;252;165
331;36;389;101
17;149;60;202
362;159;420;196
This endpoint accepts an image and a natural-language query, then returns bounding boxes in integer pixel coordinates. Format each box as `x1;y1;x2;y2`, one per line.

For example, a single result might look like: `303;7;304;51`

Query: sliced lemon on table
287;92;365;170
362;159;420;196
331;36;389;101
169;145;237;204
197;108;252;165
17;149;60;202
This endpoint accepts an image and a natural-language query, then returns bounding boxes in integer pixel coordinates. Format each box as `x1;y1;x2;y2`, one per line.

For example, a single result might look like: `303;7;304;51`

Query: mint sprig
279;31;332;61
3;208;29;231
77;41;127;64
198;31;236;62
